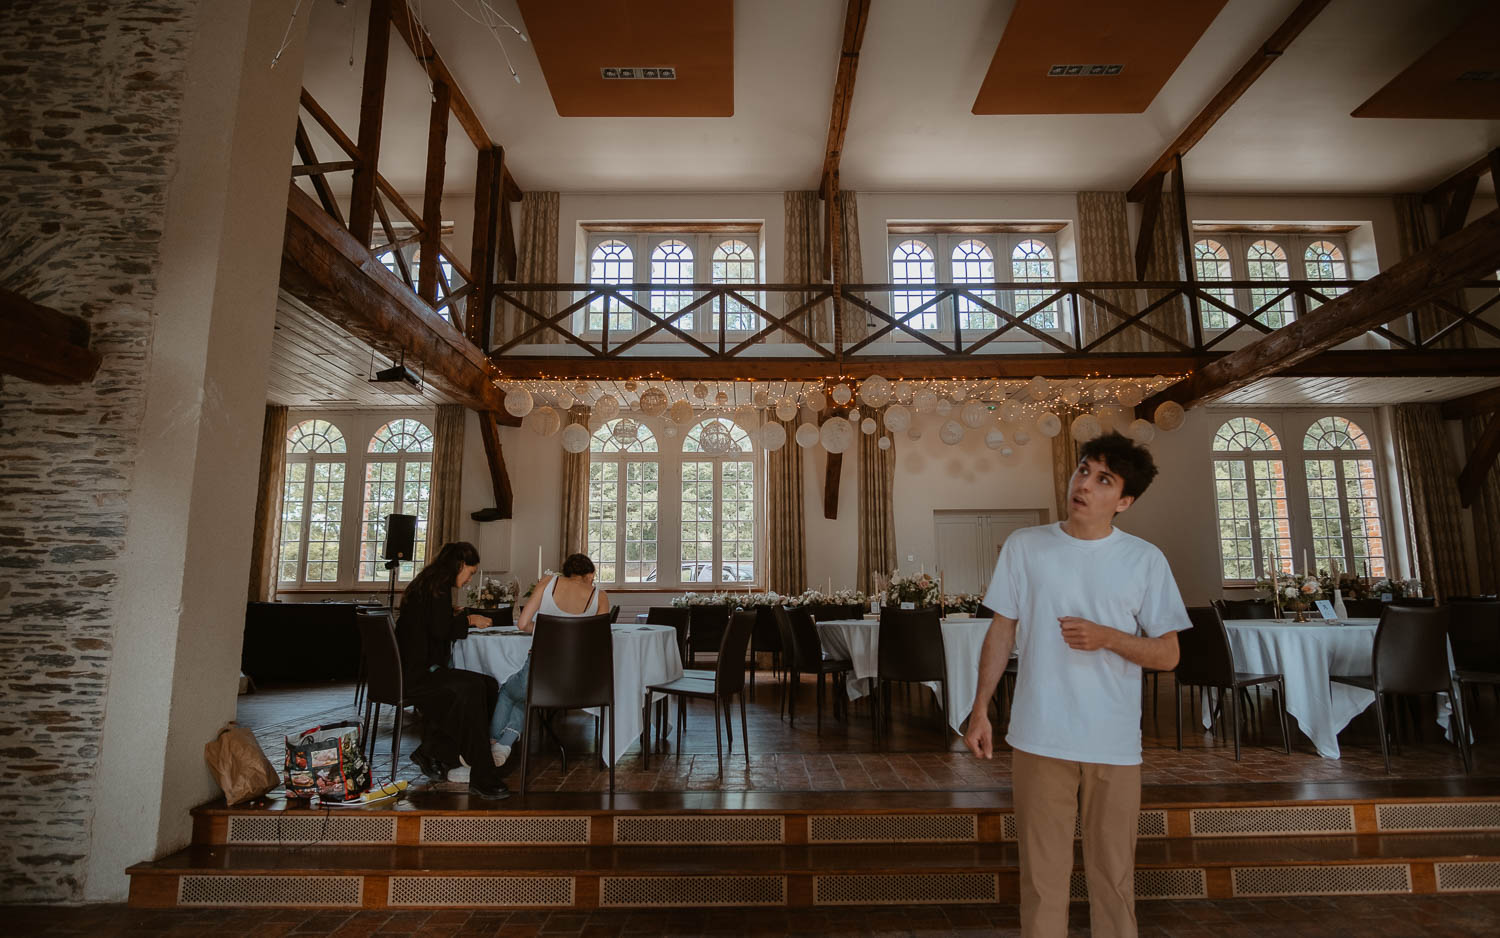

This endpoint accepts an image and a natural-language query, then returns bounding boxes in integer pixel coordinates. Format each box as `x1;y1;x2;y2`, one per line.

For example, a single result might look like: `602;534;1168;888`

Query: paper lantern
913;388;939;413
806;392;826;413
1013;429;1032;446
1028;375;1050;399
831;383;853;406
573;382;589;398
594;395;620;421
524;405;561;437
661;422;679;439
761;421;787;451
700;420;734;454
623;380;637;392
1061;387;1082;406
985;429;1007;450
1154;400;1185;432
638;387;668;416
935;397;954;416
939;420;965;446
877;435;892;450
847;407;861;425
861;417;877;434
907;425;923;441
552;388;574;410
692;382;709;399
504;388;534;418
883;404;912;432
560;423;590;453
713;391;728;406
1036;412;1063;438
951;384;967;402
752;389;769;407
1000;445;1016;458
1117;384;1144;407
858;375;893;407
795;422;820;448
773;396;798;421
1126;418;1157;445
1000;399;1022;423
1070;413;1103;442
669;399;695;424
960;401;987;429
820;416;855;453
611;418;640;446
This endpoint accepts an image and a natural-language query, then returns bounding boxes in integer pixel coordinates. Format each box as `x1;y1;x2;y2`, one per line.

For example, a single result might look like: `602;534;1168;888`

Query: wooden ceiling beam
818;0;872;197
1133;171;1165;280
1126;0;1330;202
1423;147;1498;205
475;411;515;520
1458;415;1500;508
1440;384;1500;420
1149;209;1500;409
0;287;102;385
348;0;392;244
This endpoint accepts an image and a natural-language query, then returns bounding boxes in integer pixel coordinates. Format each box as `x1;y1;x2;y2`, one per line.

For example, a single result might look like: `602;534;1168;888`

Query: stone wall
0;0;199;902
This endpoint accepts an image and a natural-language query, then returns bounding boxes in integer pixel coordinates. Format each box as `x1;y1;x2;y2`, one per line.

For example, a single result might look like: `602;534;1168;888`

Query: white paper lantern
985;429;1007;450
847;407;861;426
830;383;853;406
774;397;799;421
662;422;679;439
1117;384;1144;408
524;405;561;437
692;382;709;399
820;416;855;453
638;387;668;416
1000;399;1022;423
611;418;640;446
1036;412;1063;438
960;401;987;429
795;422;820;448
669;399;695;424
883;404;912;433
913;388;939;413
893;381;913;404
1027;375;1050;399
1154;400;1185;432
623;380;637;392
552;388;574;410
594;395;620;421
712;391;728;407
936;397;954;416
573;382;589;398
951;384;968;402
1071;413;1103;442
877;435;892;450
560;423;590;453
752;389;769;407
1061;387;1082;406
1000;445;1016;458
504;388;534;418
939;420;965;446
700;420;734;455
806;392;826;413
907;425;923;441
858;375;893;407
1126;417;1157;445
761;421;787;451
861;417;877;435
1014;429;1032;446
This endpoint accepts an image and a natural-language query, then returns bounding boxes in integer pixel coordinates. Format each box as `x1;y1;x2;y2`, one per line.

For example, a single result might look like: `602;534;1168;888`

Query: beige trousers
1012;748;1142;938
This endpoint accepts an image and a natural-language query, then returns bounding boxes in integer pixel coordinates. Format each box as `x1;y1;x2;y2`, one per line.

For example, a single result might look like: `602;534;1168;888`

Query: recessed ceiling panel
517;0;734;117
1352;6;1500;119
972;0;1228;115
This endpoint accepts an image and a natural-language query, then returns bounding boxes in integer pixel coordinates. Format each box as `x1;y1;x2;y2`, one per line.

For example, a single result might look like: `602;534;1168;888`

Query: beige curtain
856;413;896;594
1049;407;1081;523
1140;188;1192;348
426;404;466;555
835;190;868;346
1076;191;1140;353
1464;415;1500;595
784;191;832;348
1394;193;1468;348
247;405;288;602
559;406;591;557
1392;404;1471;600
764;415;806;595
499;191;560;346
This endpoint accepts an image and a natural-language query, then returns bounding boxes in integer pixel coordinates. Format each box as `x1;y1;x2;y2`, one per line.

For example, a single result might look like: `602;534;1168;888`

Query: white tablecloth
1219;618;1452;759
817;617;991;735
450;624;683;766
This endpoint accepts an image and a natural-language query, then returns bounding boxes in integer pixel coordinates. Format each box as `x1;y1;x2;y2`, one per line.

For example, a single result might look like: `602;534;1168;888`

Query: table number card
1314;599;1338;620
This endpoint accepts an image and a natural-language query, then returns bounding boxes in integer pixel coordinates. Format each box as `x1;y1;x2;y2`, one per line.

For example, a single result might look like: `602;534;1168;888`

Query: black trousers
406;666;502;785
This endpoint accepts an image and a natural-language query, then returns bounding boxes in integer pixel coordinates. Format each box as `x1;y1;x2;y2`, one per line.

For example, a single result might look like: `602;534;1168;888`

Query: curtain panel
1076;191;1140;353
1140;188;1192;348
764;415;807;595
784;191;833;347
1392;404;1471;600
835;190;868;346
559;406;591;558
1394;194;1469;349
498;191;560;346
856;412;897;595
247;404;288;602
1464;415;1500;595
426;404;466;555
1049;407;1082;524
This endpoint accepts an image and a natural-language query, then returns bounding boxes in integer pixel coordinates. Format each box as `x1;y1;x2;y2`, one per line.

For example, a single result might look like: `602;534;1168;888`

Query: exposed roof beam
1126;0;1330;202
818;0;871;196
1440;384;1500;420
1423;147;1498;206
475;411;515;520
1148;209;1500;409
1458;415;1500;509
0;287;102;385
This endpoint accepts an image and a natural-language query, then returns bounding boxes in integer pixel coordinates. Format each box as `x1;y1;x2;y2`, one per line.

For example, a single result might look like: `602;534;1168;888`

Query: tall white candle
1303;548;1309;573
537;544;543;580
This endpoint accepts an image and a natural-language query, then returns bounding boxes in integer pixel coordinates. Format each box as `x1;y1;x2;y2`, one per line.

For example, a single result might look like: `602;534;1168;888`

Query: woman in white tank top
487;554;611;768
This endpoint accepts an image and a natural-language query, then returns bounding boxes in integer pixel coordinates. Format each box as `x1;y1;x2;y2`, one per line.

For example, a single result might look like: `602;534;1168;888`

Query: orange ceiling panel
1352;6;1500;119
972;0;1228;115
516;0;734;117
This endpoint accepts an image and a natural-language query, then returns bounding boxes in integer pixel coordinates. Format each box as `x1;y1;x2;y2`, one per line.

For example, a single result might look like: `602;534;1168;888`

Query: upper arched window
952;239;997;331
892;239;938;331
712;239;759;332
368;418;435;453
1246;239;1293;328
1304;241;1349;310
287;419;346;454
1212;417;1281;452
1011;239;1058;330
1303;416;1371;451
588;239;635;333
1193;239;1236;331
590;418;660;453
650;239;695;329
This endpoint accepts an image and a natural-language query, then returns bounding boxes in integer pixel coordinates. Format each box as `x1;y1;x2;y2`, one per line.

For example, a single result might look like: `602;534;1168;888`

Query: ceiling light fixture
601;66;677;80
436;0;529;84
1047;64;1123;77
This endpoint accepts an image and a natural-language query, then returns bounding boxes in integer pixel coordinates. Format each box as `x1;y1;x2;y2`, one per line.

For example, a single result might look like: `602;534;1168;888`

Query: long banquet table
450;624;683;766
816;617;991;736
1218;618;1452;759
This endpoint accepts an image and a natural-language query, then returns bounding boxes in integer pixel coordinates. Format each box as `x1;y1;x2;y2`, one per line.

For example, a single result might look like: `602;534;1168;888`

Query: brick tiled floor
15;895;1500;936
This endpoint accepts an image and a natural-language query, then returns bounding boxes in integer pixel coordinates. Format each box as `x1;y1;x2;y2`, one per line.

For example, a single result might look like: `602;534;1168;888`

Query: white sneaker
446;764;471;783
491;742;512;767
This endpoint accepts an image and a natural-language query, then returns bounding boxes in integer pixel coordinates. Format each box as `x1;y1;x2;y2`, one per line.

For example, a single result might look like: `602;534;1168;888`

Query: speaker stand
385;559;401;612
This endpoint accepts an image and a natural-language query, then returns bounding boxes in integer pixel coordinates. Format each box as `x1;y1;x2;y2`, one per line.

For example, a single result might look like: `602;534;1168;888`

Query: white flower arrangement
466;577;518;608
885;571;940;608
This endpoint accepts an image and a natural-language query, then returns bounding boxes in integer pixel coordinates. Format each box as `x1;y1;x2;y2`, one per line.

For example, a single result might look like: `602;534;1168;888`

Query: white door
936;509;1047;595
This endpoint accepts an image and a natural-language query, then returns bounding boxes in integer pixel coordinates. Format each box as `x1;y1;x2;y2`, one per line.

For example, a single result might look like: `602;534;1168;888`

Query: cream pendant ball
877;435;892;450
752;388;769;408
669;399;695;424
935;397;954;416
912;388;939;413
858;375;893;407
907;425;923;441
573;382;589;398
1028;375;1050;399
775;397;799;421
1000;399;1022;423
525;405;561;437
985;429;1007;450
1071;413;1103;442
1126;417;1157;445
692;382;709;399
939;419;965;446
638;386;668;416
1013;429;1032;446
594;395;620;421
623;380;637;392
761;421;787;451
504;388;534;418
795;422;820;448
1036;412;1063;438
1061;386;1083;406
960;401;987;429
860;417;877;435
1154;400;1186;432
715;390;729;406
560;423;590;453
806;392;826;413
846;407;861;426
700;420;734;455
882;404;912;433
552;388;574;410
611;418;640;446
1117;384;1144;408
661;422;678;439
820;416;855;453
830;383;853;406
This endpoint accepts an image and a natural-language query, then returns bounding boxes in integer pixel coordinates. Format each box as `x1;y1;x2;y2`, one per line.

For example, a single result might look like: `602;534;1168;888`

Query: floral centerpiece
466;577;518;608
738;591;785;608
1254;571;1325;612
1371;577;1421;600
943;593;982;615
671;591;740;608
885;571;940;608
829;588;867;607
1323;574;1373;601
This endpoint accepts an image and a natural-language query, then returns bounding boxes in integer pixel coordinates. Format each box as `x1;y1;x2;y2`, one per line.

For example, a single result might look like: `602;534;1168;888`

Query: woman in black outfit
395;541;509;800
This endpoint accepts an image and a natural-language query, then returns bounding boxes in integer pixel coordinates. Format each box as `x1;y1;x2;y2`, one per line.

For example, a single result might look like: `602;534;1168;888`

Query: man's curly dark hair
1077;431;1159;500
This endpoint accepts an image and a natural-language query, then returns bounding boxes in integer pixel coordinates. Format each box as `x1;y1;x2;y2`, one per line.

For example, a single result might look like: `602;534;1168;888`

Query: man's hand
467;614;491;628
1059;616;1114;652
964;711;994;760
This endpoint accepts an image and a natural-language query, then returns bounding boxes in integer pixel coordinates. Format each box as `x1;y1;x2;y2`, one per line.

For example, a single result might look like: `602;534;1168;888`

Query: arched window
280;419;348;586
1210;418;1291;581
1303;240;1348;311
1011;239;1058;330
360;418;435;581
952;239;997;331
588;419;660;585
1246;239;1293;328
712;239;759;332
1193;239;1236;331
681;418;756;585
588;239;634;333
1302;417;1385;577
650;239;695;330
892;239;938;331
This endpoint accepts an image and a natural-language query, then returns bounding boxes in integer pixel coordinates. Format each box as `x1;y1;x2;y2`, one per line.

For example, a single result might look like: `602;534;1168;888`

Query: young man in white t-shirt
964;431;1190;938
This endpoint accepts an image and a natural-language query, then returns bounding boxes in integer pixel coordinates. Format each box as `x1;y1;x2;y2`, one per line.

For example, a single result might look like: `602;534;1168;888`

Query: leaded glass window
360;419;434;581
1193;239;1236;331
1210;418;1291;581
952;239;997;331
279;419;349;586
1302;417;1384;577
588;420;659;584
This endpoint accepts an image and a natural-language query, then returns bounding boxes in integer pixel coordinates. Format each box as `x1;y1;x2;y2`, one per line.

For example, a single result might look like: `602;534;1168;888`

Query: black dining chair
687;605;731;666
1450;598;1500;713
1176;606;1290;760
749;605;784;699
519;612;616;794
1212;598;1278;620
353;609;410;781
1343;598;1385;619
776;605;853;734
874;606;948;745
1330;604;1471;774
648;605;692;666
644;610;755;775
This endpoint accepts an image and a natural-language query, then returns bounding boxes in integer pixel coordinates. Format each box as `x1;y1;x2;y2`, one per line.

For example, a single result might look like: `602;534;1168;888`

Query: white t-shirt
982;522;1190;766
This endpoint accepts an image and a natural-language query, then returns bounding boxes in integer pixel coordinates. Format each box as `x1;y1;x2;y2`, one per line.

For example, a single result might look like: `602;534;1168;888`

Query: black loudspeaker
383;513;418;561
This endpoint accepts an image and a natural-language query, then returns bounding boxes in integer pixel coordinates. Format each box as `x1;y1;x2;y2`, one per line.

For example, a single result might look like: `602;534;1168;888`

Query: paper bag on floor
205;722;280;805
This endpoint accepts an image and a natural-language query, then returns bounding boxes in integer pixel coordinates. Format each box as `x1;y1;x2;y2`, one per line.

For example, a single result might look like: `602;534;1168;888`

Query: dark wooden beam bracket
1458;415;1500;509
475;410;515;520
1440;384;1500;421
0;287;102;385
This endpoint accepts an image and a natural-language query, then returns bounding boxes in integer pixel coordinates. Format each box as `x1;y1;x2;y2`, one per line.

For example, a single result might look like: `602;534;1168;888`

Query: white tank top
539;575;598;618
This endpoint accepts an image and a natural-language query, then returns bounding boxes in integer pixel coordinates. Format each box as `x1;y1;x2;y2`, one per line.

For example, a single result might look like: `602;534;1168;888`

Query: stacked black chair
519;612;616;794
1176;606;1290;760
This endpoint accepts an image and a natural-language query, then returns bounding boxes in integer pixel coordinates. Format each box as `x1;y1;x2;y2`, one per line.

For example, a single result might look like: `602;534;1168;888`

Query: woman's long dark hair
405;541;480;606
560;553;595;577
